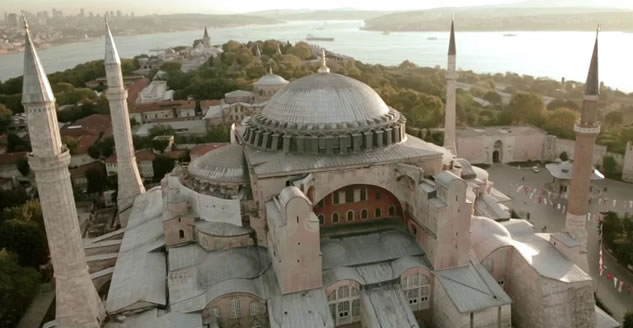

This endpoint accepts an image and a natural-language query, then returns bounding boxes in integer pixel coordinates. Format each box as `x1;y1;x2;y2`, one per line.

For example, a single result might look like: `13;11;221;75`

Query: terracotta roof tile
0;152;28;166
127;78;150;108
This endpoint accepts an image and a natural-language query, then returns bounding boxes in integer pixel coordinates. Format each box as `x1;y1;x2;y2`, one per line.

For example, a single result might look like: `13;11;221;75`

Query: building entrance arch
493;140;503;163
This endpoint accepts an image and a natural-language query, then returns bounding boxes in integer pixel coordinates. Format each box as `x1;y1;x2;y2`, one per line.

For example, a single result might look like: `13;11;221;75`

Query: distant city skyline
3;0;633;16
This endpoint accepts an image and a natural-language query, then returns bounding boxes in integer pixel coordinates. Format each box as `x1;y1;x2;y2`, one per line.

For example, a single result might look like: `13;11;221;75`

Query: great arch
313;184;403;226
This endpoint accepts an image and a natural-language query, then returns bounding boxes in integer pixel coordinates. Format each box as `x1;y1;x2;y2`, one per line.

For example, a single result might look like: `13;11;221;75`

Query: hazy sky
4;0;633;15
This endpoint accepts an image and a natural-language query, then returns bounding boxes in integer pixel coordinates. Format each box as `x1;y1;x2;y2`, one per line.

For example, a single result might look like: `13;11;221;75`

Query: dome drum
243;118;406;155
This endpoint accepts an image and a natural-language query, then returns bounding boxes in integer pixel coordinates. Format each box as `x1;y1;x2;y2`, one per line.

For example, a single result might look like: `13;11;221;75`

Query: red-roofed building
126;77;151;108
61;114;113;167
190;143;228;161
0;152;28;179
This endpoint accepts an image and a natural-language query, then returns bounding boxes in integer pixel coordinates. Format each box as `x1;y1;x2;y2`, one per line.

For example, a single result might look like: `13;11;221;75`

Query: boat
306;34;335;42
503;33;517;37
427;37;437;40
382;31;390;35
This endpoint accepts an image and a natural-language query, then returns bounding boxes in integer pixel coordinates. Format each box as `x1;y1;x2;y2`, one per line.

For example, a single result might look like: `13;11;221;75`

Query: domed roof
255;73;289;86
262;73;389;125
188;144;247;183
242;72;407;155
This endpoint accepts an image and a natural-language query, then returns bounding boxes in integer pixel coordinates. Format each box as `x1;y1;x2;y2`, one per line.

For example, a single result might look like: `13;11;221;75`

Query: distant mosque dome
254;73;289;87
242;72;406;154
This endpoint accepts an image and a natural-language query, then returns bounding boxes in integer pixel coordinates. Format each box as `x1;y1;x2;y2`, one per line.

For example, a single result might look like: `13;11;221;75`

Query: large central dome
242;72;406;155
262;73;390;125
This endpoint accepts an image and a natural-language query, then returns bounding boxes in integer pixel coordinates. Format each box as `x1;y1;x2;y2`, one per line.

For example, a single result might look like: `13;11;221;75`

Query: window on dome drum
361;209;368;220
389;206;396;216
318;215;325;225
375;208;382;218
249;301;260;316
179;230;185;239
230;298;240;319
328;284;361;325
347;210;354;222
332;212;339;224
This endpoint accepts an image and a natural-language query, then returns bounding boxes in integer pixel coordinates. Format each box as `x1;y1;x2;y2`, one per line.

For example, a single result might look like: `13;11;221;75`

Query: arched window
179;230;185;239
250;319;262;328
361;209;368;220
332;212;339;224
338;286;349;298
318;214;325;225
388;205;396;216
375;208;382;218
401;272;431;312
346;210;354;222
249;301;261;316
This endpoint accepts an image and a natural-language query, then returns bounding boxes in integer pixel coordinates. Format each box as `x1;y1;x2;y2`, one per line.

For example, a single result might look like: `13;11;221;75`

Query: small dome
255;73;289;86
188;144;247;183
262;73;389;125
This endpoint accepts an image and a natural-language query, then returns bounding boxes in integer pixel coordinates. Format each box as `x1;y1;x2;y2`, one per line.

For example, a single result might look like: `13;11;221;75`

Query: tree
152;155;175;182
560;151;569;161
0;250;41;328
152;138;170;153
160;61;182;72
7;133;31;152
0;103;11;134
507;93;545;125
542;107;578;139
605;110;624;127
148;124;176;138
0;188;28;212
85;166;108;194
624;312;633;328
88;145;101;159
602;156;620;179
483;91;502;106
62;135;79;154
16;158;29;176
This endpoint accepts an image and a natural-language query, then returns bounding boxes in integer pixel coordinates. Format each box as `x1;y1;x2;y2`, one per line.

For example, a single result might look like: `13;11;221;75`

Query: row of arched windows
317;206;397;225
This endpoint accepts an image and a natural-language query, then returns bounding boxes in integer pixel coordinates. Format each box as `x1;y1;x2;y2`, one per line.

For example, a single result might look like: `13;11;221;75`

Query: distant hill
250;8;393;21
363;7;633;32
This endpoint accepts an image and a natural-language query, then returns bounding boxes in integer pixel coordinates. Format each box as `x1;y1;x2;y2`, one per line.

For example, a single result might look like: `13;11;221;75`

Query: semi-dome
187;144;247;184
243;72;406;155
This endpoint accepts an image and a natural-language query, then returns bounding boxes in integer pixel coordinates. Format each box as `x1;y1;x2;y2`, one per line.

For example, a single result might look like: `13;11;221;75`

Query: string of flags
512;183;633;216
511;184;633;295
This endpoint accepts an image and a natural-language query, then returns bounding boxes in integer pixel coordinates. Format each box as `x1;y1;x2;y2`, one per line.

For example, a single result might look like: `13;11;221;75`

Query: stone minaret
443;19;458;155
21;18;104;327
202;26;210;48
105;21;145;216
565;29;601;271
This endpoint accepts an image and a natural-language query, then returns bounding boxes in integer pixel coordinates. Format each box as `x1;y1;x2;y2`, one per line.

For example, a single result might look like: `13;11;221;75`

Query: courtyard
487;163;633;323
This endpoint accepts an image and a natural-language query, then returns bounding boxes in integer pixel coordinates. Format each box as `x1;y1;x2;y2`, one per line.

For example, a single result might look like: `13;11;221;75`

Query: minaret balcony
574;121;600;135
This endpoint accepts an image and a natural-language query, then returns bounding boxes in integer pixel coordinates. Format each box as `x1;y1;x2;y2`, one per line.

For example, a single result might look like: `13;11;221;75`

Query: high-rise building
7;13;18;27
565;28;601;272
104;21;146;223
21;17;104;327
443;20;457;155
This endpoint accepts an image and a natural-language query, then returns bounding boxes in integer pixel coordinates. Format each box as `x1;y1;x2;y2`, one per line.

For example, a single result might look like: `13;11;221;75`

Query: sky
4;0;633;15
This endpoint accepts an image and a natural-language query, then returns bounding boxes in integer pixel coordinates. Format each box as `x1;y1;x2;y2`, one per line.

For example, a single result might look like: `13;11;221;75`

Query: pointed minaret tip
22;15;55;104
268;66;273;74
584;25;599;96
203;26;209;38
104;20;121;65
448;18;456;56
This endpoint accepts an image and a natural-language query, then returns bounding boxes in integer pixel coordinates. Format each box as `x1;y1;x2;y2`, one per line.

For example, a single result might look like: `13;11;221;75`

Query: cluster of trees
602;211;633;268
0;193;48;327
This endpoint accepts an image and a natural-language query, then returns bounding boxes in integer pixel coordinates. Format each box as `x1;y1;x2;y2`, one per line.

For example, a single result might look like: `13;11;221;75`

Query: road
487;164;633;323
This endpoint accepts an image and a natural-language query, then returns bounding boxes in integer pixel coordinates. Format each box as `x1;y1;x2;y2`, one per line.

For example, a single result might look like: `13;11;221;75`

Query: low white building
131;100;200;124
136;81;174;104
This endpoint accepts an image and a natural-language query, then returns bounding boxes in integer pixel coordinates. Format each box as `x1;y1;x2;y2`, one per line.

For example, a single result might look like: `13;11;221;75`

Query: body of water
1;20;632;92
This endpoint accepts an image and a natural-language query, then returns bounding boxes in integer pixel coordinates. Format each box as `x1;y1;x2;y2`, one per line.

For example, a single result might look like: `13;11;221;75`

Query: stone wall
196;230;253;251
432;275;469;328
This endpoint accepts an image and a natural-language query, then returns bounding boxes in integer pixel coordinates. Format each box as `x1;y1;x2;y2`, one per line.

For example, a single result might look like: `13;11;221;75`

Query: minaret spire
565;26;602;272
584;26;599;96
22;15;105;327
443;18;458;155
202;26;211;48
104;21;145;223
317;49;330;73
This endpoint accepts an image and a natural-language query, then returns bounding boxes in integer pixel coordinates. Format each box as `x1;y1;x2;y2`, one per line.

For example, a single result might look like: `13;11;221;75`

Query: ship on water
306;34;335;41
